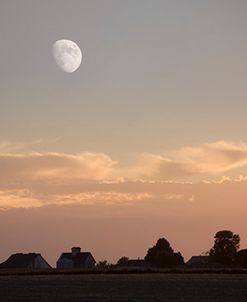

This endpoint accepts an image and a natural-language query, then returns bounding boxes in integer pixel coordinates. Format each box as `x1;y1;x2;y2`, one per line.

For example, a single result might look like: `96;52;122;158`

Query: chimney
71;247;81;256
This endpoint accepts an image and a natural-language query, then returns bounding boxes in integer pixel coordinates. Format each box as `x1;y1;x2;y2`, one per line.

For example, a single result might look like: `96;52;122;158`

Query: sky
1;0;247;266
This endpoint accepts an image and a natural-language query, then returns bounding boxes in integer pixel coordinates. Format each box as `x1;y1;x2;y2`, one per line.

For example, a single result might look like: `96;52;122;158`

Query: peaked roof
0;253;50;269
59;252;96;265
186;256;209;264
188;256;209;262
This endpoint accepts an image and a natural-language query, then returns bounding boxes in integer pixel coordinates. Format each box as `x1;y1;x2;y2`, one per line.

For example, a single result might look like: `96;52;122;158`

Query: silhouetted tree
209;230;240;265
96;260;111;269
145;238;184;268
236;249;247;268
173;252;184;265
117;256;129;266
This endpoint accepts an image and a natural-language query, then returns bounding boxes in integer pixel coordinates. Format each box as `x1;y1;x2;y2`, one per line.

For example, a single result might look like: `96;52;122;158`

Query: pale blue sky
1;0;247;160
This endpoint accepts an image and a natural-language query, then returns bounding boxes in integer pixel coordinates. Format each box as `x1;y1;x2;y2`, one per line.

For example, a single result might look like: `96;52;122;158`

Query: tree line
97;230;247;268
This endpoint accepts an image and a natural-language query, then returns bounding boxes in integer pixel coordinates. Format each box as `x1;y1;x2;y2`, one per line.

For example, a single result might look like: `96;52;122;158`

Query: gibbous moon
53;39;82;73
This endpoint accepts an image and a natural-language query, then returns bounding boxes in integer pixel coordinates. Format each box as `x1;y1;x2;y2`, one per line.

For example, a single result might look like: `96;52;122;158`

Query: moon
53;39;82;73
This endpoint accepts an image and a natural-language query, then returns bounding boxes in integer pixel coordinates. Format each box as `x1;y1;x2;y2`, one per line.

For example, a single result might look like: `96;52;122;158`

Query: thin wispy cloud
0;138;61;153
0;139;44;153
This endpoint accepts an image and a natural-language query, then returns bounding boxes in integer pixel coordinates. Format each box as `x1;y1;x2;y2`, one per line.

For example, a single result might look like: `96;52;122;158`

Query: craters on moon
53;39;82;73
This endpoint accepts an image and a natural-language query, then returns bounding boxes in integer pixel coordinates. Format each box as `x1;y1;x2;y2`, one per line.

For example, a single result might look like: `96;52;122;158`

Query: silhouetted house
0;253;51;269
56;247;96;269
237;249;247;268
118;259;151;268
186;256;209;268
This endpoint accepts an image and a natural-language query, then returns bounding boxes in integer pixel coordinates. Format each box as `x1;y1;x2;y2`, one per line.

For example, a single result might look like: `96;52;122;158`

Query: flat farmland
0;273;247;302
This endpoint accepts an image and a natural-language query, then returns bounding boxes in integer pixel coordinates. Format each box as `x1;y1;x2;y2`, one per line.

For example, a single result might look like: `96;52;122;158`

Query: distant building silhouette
0;253;51;269
186;256;209;268
117;259;151;268
56;247;96;269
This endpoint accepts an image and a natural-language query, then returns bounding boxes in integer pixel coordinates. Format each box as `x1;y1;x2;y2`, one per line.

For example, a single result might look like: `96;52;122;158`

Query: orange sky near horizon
0;154;247;266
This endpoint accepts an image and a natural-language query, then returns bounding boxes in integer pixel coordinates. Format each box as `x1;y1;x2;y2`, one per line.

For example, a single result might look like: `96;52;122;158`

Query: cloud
0;189;155;210
1;141;247;186
1;140;247;209
0;138;61;153
0;152;116;185
172;141;247;174
51;191;154;206
130;141;247;180
1;175;247;210
0;139;43;153
0;190;43;210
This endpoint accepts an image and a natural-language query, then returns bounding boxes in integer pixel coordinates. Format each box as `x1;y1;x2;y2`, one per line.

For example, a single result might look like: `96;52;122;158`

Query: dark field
1;273;247;302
